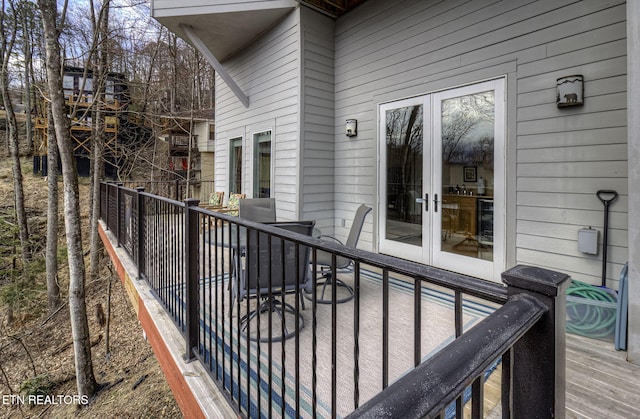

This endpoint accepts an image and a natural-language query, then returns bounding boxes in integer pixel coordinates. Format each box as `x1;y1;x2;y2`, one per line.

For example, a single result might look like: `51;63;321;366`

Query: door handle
415;194;429;211
433;193;438;212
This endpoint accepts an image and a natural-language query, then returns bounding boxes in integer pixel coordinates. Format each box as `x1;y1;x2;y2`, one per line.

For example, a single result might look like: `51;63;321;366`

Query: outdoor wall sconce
346;119;357;137
556;75;584;108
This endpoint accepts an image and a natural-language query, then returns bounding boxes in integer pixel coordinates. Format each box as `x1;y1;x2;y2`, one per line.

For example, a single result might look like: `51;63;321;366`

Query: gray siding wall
215;9;301;221
333;0;628;286
300;7;336;233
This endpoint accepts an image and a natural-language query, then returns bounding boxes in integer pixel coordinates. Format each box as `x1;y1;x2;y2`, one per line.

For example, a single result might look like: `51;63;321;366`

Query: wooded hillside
0;0;214;415
0;117;180;417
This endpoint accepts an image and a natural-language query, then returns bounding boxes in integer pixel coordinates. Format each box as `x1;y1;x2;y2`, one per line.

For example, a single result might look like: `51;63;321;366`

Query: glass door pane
253;131;271;198
230;137;242;194
440;90;495;262
384;103;424;246
432;78;504;282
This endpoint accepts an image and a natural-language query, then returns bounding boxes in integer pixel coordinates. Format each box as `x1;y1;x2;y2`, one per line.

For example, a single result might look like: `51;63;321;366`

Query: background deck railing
114;179;215;202
99;182;569;418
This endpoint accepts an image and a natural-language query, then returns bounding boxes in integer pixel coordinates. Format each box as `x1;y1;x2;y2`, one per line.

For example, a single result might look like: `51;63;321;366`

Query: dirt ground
0;132;182;416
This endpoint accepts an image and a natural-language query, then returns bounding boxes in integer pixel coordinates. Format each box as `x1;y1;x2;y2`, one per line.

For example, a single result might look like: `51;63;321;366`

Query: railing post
104;183;110;231
99;182;103;223
184;198;200;361
116;183;123;248
501;265;571;418
136;187;145;280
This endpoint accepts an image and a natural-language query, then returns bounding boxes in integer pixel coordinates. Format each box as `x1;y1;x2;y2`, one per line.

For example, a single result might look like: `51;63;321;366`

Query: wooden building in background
33;66;135;178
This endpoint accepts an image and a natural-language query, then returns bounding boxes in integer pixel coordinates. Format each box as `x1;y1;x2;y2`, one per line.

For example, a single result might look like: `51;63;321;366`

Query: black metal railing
348;292;549;418
99;182;569;418
115;179;215;202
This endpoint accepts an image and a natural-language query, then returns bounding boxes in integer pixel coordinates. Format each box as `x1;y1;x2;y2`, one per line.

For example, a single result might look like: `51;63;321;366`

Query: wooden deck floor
479;333;640;418
566;333;640;419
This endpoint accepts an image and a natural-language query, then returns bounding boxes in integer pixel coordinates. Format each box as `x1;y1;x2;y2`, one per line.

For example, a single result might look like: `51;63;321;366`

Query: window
229;138;243;194
82;77;93;93
63;75;75;101
63;75;74;90
253;131;271;198
106;80;115;100
106;80;114;94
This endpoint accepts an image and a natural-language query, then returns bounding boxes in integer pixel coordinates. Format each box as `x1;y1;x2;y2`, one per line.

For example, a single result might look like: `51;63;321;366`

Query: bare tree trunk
195;54;202;108
0;0;31;262
38;0;97;398
170;33;177;113
184;60;196;197
4;112;8;155
210;70;215;109
89;0;110;283
150;126;158;184
140;28;163;114
46;105;61;312
20;6;33;153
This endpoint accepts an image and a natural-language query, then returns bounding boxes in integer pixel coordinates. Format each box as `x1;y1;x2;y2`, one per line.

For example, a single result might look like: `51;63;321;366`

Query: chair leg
305;271;355;304
299;291;306;310
240;298;304;342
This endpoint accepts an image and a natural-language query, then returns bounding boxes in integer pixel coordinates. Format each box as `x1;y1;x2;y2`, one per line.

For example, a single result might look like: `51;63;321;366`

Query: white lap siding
215;10;301;221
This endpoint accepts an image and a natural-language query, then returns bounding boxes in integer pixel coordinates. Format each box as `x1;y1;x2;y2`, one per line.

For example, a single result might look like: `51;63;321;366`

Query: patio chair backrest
239;198;276;223
316;204;372;270
345;204;373;249
227;193;246;209
208;191;224;207
241;221;315;298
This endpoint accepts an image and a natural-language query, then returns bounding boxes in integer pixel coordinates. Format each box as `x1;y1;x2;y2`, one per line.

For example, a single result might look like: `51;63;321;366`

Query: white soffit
154;3;297;61
181;24;250;108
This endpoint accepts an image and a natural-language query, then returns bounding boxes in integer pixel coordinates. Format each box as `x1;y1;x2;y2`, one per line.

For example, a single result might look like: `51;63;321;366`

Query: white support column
181;24;250;109
627;0;640;363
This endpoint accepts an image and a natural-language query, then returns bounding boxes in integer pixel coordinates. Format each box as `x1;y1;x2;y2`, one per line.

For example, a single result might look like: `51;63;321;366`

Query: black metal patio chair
234;220;315;342
307;204;372;304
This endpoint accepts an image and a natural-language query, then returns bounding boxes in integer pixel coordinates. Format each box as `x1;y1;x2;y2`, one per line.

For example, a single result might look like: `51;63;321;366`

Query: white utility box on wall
578;228;599;255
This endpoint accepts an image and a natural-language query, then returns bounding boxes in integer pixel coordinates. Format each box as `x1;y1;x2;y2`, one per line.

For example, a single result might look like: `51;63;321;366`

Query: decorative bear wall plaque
556;75;584;108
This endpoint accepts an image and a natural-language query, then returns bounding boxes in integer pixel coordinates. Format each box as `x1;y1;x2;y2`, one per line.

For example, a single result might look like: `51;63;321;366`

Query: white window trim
249;128;274;198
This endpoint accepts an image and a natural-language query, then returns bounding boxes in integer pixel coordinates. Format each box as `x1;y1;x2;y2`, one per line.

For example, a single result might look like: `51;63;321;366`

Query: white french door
379;79;505;282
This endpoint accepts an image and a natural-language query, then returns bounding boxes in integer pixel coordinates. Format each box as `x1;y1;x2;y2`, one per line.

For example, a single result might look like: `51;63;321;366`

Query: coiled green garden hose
566;280;617;339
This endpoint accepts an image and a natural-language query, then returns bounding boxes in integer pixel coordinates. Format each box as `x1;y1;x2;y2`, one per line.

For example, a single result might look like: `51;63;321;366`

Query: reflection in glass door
379;97;429;262
379;79;504;281
229;137;243;194
438;90;495;262
432;80;504;281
